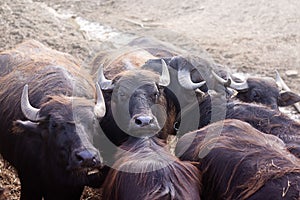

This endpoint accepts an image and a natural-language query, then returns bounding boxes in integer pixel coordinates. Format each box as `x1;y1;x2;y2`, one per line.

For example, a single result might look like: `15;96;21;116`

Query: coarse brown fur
90;46;156;79
102;136;201;200
176;119;300;200
225;101;300;157
0;40;82;77
176;87;300;158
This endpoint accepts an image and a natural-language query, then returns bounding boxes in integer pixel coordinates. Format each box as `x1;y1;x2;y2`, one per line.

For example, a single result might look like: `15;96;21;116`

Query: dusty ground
1;0;300;199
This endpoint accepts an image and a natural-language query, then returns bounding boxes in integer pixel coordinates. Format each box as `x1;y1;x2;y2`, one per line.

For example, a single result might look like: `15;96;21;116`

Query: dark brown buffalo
176;119;300;200
212;70;300;109
90;38;212;146
102;136;201;200
0;40;107;200
94;61;184;165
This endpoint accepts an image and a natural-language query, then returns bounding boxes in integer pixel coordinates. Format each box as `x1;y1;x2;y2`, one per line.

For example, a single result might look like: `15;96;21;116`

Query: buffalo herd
0;38;300;199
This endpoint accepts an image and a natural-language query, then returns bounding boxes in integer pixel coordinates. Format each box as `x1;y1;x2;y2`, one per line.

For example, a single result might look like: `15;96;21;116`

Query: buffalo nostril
135;118;142;125
75;150;99;167
134;115;154;127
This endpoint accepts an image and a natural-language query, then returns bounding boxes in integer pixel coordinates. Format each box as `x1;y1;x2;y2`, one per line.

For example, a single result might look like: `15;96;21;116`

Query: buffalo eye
251;90;261;101
50;121;63;131
50;121;57;128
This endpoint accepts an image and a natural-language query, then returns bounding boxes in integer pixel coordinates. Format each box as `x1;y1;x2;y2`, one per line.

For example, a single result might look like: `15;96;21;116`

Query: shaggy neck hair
102;136;201;200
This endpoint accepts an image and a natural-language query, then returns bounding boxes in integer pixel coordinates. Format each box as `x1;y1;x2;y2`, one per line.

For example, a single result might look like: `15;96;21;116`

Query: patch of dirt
0;0;299;199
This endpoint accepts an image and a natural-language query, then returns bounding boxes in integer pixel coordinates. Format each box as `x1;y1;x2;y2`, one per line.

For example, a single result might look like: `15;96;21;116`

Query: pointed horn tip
21;84;43;122
94;83;106;118
159;59;170;86
23;84;29;93
97;64;114;90
275;70;280;77
211;70;231;86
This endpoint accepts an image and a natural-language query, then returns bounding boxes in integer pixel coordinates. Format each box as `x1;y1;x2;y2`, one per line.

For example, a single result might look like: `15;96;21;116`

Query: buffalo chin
127;126;161;138
66;164;103;179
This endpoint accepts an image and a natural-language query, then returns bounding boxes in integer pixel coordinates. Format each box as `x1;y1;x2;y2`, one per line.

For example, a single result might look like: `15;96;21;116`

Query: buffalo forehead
112;71;160;100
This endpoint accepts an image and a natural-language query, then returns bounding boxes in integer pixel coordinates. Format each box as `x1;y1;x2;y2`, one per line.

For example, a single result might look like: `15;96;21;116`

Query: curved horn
159;59;170;86
178;68;206;90
212;70;248;91
275;70;289;91
228;77;249;91
211;70;231;87
21;84;43;122
98;64;114;90
94;83;106;118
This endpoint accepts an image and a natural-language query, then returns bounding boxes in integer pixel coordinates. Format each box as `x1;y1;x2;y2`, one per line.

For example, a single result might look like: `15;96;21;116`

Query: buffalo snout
134;115;155;127
128;114;161;137
70;148;103;170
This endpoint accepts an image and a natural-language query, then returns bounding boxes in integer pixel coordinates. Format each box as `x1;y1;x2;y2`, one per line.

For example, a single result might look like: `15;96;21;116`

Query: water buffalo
102;136;201;200
93;51;204;144
0;40;107;200
176;119;300;200
96;61;175;143
212;70;300;110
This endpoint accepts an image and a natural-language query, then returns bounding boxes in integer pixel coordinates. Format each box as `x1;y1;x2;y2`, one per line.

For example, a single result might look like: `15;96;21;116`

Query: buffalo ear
278;91;300;106
13;120;41;134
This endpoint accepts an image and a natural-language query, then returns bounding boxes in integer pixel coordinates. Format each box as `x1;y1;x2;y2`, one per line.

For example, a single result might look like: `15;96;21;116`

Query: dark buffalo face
212;70;300;109
235;77;280;109
15;84;106;180
237;77;300;109
99;61;170;138
108;71;165;137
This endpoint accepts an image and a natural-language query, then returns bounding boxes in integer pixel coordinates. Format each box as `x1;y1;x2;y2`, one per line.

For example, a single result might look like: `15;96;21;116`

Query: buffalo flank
176;119;300;199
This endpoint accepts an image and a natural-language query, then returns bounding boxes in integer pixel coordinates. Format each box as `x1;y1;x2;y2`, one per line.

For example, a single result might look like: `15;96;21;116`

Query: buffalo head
212;70;300;109
98;60;170;138
15;84;106;181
